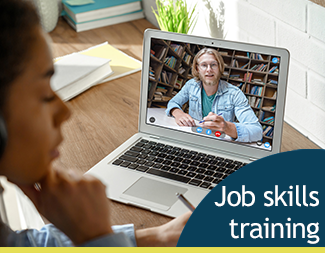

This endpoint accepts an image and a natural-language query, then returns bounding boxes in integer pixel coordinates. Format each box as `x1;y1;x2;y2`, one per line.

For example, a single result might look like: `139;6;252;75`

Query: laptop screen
145;37;284;152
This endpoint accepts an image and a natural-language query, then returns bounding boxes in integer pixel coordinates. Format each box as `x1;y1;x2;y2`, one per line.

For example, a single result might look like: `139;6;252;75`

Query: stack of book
51;53;113;101
62;0;144;32
149;67;155;80
153;92;171;102
174;77;183;89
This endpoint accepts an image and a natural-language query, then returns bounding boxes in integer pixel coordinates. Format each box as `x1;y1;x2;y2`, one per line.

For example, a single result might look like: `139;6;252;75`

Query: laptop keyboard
112;139;247;190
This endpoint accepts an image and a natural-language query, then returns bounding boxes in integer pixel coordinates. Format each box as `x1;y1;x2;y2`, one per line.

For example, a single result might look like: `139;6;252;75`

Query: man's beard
199;73;219;86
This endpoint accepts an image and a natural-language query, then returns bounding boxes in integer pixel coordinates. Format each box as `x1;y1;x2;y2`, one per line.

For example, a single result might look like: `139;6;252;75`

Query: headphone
0;114;7;159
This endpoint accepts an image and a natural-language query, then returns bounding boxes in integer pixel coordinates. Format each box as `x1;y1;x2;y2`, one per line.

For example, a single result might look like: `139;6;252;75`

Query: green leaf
152;0;198;34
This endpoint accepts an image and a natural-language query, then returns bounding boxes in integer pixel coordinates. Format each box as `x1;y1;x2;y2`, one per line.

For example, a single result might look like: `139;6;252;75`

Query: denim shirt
5;223;136;247
166;79;263;143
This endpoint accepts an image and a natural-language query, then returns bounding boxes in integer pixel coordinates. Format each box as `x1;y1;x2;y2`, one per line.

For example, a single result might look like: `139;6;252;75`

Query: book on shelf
235;53;248;58
51;53;112;101
162;96;172;101
170;43;184;56
271;91;277;99
269;66;278;73
263;126;274;136
175;77;183;86
229;74;240;79
223;71;229;77
161;70;168;84
244;73;253;82
152;45;166;61
62;0;142;23
183;52;192;64
262;104;276;112
240;62;249;69
153;92;171;102
254;98;261;108
248;96;256;107
156;86;168;94
245;83;251;93
174;76;183;89
219;51;229;56
262;116;275;124
149;66;155;80
250;86;263;96
251;63;267;72
232;59;240;68
267;79;278;85
252;79;264;85
164;56;177;69
63;10;144;32
178;67;186;75
251;53;264;60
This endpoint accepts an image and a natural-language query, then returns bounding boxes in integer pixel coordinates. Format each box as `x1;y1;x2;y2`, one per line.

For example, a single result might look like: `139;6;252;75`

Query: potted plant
152;0;197;34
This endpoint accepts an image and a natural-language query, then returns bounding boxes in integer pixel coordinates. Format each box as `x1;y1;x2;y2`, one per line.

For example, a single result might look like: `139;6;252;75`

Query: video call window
146;38;280;151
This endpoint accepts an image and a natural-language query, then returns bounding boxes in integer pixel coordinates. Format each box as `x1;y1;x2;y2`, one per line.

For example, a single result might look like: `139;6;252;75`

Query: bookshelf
148;40;278;146
220;51;279;146
148;39;203;109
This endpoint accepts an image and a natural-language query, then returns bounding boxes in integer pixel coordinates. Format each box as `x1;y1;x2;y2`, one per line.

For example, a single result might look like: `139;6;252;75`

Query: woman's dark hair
0;0;40;112
0;1;40;245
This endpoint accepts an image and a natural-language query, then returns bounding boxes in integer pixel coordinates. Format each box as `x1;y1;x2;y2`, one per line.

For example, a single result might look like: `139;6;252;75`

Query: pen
176;193;195;212
199;112;223;124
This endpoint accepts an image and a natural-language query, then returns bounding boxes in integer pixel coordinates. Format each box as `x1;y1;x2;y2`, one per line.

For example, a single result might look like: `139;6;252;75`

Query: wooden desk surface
49;18;319;229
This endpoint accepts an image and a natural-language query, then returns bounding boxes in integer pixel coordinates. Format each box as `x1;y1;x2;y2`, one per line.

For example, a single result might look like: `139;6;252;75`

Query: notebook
86;29;290;217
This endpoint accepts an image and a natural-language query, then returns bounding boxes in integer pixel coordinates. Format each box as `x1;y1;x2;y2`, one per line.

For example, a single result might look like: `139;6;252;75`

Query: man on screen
166;48;262;143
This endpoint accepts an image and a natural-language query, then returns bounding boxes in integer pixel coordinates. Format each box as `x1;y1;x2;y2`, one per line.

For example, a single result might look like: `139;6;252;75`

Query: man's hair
0;0;40;112
192;48;225;82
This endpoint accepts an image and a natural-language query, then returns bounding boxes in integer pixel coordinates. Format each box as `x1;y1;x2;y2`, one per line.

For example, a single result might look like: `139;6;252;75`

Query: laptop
86;29;290;217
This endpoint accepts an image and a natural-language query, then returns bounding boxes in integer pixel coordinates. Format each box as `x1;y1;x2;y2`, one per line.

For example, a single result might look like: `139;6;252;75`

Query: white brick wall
236;1;276;45
277;21;310;64
306;37;325;78
308;2;325;42
248;0;307;32
308;70;325;112
287;59;307;98
285;89;325;148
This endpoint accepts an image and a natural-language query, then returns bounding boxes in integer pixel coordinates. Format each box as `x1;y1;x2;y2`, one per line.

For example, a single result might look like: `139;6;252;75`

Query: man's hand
135;211;192;247
17;168;113;245
171;108;196;127
200;112;238;139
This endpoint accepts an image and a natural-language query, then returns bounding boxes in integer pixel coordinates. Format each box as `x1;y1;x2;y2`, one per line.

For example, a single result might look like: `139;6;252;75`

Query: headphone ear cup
0;115;7;159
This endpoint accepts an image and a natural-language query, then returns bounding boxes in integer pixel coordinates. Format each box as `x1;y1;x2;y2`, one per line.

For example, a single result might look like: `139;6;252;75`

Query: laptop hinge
149;135;160;140
249;157;257;161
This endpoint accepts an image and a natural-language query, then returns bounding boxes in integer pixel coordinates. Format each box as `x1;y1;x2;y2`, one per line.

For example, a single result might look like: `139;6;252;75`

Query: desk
49;18;320;229
147;108;271;150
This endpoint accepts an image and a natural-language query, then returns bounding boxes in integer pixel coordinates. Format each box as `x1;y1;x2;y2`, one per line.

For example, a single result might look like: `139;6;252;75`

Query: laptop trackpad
120;177;187;211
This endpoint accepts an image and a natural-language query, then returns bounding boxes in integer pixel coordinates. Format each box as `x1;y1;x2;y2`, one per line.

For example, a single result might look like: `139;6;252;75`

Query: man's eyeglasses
198;62;219;70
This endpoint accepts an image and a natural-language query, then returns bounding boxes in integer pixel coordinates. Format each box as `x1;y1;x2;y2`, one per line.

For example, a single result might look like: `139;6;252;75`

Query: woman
0;0;190;246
